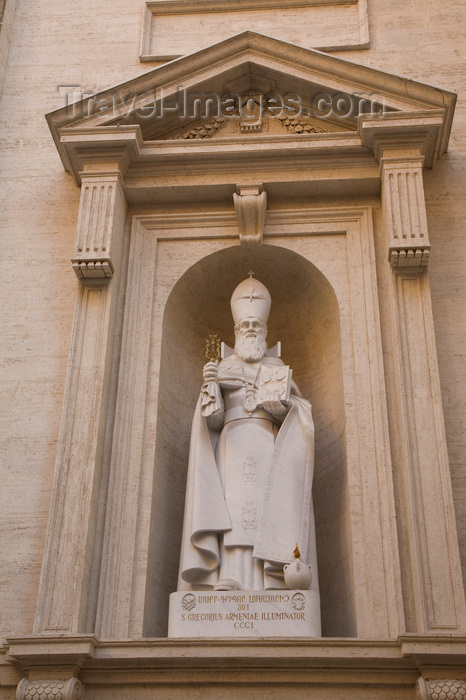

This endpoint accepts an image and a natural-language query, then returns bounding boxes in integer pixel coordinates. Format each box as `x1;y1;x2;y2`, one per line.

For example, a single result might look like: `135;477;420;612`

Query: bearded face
234;318;267;362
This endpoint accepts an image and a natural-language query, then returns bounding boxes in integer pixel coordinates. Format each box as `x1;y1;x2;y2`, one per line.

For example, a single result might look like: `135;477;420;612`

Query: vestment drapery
177;356;318;593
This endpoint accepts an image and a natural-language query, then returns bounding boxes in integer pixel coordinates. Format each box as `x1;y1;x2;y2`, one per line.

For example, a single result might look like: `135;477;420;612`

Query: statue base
168;589;321;638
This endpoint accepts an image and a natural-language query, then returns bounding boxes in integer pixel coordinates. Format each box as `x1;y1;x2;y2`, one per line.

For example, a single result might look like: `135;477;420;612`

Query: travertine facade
1;1;466;699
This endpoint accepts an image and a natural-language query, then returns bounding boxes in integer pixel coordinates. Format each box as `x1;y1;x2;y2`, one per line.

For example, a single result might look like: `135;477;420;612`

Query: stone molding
6;636;466;689
385;272;466;632
48;116;450;204
16;678;82;700
417;678;466;700
51;125;374;191
233;184;267;245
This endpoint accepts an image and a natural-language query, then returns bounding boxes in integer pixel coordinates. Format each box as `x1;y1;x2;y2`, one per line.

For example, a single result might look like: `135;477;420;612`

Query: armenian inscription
168;590;320;637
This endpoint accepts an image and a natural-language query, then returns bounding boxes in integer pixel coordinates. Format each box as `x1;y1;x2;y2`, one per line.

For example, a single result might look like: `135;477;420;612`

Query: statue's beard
235;333;267;362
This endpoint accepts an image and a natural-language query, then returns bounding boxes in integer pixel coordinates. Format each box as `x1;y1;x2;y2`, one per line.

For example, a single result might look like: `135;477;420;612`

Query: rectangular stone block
168;590;321;638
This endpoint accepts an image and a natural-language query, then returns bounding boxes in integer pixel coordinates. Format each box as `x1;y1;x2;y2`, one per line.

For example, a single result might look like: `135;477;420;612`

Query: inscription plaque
168;590;321;638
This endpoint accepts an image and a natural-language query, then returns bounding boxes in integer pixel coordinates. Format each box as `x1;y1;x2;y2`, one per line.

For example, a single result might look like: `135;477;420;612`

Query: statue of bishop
177;276;320;618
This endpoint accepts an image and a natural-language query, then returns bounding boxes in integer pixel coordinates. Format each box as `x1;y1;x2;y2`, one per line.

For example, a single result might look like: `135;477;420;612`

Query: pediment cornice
46;31;456;183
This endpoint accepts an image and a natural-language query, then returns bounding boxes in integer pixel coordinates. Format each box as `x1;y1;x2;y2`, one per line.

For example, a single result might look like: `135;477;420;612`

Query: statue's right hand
203;361;219;383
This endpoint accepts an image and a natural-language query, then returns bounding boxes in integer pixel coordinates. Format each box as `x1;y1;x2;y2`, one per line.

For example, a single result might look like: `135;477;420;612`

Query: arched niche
147;243;356;637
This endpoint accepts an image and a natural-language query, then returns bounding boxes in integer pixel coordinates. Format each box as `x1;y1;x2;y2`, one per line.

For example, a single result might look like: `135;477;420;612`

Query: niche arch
148;242;356;637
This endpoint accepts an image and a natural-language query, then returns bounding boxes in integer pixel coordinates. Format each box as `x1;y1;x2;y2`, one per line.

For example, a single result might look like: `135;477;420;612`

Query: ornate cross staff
205;334;221;362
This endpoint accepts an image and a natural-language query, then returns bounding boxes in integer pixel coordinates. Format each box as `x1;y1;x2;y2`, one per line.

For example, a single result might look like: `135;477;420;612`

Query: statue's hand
262;391;290;417
203;361;219;384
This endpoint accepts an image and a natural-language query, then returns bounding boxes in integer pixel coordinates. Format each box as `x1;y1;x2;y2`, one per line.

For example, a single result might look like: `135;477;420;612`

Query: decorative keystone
233;184;267;246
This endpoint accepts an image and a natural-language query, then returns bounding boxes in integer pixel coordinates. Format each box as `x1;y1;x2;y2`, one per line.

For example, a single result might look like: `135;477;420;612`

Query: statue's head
231;276;270;361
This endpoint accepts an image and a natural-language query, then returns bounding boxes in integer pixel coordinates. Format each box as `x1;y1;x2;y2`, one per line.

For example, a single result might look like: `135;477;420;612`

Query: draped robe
177;352;319;598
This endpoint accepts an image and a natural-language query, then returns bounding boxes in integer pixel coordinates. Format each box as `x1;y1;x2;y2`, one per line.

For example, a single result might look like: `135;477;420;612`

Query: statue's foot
213;578;243;591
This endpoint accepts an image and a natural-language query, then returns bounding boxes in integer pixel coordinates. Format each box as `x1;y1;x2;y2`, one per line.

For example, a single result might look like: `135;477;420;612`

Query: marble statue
177;275;319;595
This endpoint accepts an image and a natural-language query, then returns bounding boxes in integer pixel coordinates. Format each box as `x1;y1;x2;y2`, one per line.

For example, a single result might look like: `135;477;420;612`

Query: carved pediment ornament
174;117;226;139
168;109;329;141
276;114;327;134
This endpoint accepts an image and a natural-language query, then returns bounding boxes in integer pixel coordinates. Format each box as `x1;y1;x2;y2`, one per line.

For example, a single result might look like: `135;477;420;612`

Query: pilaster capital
233;184;267;246
72;168;126;283
379;153;425;171
379;152;431;273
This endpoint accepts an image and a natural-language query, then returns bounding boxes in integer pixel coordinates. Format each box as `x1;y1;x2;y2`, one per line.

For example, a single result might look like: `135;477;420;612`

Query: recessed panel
141;0;369;62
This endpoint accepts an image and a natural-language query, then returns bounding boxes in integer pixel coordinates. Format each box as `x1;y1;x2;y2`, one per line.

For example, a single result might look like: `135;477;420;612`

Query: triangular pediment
47;31;456;178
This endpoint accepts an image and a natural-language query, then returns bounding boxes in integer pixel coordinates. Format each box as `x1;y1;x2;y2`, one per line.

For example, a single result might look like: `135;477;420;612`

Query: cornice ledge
359;111;446;167
399;633;466;660
5;634;466;672
145;131;361;150
57;125;143;185
7;637;97;670
6;636;404;673
138;133;368;167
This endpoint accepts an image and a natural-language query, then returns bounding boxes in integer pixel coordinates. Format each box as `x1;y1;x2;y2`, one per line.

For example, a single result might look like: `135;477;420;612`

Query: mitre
230;277;271;325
